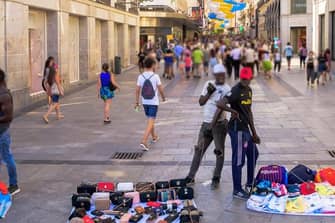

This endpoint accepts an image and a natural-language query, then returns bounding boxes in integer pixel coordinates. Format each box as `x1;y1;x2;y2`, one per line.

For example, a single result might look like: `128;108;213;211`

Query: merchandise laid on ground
0;182;12;219
68;179;202;223
247;165;335;216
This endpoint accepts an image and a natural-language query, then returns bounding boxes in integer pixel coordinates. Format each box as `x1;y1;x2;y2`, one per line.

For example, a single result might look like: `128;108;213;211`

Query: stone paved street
1;61;335;223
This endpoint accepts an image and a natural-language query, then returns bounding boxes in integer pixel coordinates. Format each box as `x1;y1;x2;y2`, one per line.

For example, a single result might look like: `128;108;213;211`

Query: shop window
291;0;306;14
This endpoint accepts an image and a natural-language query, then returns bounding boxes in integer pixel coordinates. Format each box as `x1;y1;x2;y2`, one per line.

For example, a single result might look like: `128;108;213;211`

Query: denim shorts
51;95;60;103
143;105;158;118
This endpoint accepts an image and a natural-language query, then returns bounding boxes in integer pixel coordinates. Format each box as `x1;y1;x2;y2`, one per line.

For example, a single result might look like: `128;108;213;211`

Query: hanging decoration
207;0;248;30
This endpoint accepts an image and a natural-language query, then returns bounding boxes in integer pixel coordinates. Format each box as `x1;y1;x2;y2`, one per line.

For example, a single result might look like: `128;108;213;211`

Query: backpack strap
141;74;155;80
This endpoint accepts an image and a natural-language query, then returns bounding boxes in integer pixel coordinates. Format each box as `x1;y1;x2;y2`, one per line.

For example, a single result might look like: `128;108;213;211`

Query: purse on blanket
117;182;134;192
140;191;157;202
77;183;97;195
177;187;194;200
155;181;169;190
110;192;124;205
135;182;155;192
97;182;115;192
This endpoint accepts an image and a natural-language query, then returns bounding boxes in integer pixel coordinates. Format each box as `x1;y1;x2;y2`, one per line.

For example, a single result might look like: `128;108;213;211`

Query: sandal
57;114;65;120
151;136;160;143
140;143;150;151
43;116;49;124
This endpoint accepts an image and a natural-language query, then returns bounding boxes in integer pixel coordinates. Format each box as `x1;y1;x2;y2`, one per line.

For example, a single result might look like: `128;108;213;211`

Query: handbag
157;189;176;202
177;187;194;200
74;196;91;211
170;179;187;189
77;183;97;195
135;182;155;192
129;214;143;223
110;82;117;91
155;181;169;190
110;192;124;205
125;192;140;204
288;164;316;184
95;198;111;211
117;182;134;192
139;191;157;202
97;182;115;192
72;193;90;207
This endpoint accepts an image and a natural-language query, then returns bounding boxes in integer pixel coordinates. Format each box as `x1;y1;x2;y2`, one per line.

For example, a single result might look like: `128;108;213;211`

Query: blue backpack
141;74;155;100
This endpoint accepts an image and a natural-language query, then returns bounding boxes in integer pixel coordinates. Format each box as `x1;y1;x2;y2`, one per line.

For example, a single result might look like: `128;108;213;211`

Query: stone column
123;23;130;67
87;16;97;80
58;11;70;87
5;1;29;91
79;17;89;81
107;20;115;68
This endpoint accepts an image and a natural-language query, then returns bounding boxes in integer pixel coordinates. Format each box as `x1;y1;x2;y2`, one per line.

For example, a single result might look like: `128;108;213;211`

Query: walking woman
306;51;316;86
317;51;327;85
43;66;64;123
97;63;120;124
42;56;55;106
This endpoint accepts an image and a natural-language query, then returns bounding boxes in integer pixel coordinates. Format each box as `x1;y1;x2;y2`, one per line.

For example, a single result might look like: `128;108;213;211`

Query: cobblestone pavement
1;60;335;223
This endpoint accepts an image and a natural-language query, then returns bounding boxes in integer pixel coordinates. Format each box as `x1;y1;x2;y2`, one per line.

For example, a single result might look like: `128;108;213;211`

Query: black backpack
141;74;155;100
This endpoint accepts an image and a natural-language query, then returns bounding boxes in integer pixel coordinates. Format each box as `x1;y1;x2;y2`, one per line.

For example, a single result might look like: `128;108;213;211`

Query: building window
291;0;306;14
331;12;335;60
320;14;325;52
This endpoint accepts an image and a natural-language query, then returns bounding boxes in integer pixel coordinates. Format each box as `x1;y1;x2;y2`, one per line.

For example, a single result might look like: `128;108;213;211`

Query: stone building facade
280;0;313;53
313;0;335;72
0;0;140;112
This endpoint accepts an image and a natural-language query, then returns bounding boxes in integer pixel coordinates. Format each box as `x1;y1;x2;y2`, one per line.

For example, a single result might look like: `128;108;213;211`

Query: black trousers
274;61;281;72
233;60;241;80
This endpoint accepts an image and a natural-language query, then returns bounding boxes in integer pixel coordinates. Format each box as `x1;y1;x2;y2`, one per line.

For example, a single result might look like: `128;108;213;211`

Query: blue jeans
229;130;258;192
0;130;18;186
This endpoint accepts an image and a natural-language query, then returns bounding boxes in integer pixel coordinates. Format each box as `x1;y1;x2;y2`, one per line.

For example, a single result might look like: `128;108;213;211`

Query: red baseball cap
240;67;253;80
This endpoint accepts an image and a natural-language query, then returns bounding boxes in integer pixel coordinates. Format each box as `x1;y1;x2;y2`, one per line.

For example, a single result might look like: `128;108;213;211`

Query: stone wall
0;0;140;113
280;0;313;53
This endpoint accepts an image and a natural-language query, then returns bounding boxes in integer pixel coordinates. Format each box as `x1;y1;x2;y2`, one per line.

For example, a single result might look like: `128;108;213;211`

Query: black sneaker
210;179;220;190
233;190;250;200
185;177;195;185
8;185;21;196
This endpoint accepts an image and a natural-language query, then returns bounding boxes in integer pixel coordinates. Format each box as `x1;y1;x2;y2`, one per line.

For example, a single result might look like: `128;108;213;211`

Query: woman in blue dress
97;63;120;124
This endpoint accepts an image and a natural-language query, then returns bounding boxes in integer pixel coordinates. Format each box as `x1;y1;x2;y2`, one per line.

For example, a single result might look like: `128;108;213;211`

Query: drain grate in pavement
111;152;143;160
328;150;335;158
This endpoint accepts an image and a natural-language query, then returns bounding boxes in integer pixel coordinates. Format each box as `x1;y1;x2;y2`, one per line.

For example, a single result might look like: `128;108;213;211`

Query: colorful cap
240;67;253;80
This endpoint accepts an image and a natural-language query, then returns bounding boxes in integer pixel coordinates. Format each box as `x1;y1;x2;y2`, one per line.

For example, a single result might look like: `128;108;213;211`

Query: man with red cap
212;67;261;200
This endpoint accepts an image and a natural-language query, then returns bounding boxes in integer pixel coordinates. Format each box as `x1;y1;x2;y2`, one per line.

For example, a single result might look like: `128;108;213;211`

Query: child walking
273;49;281;74
135;57;166;151
184;53;192;79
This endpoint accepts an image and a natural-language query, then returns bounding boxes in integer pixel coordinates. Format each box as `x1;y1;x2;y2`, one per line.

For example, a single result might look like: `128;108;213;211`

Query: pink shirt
185;57;192;67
